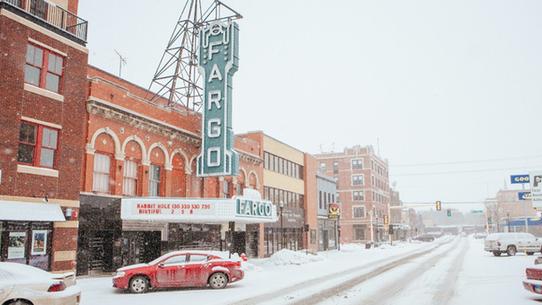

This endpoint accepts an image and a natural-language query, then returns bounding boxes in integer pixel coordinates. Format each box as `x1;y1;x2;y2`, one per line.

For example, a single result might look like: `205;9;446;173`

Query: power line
390;154;542;168
391;164;542;177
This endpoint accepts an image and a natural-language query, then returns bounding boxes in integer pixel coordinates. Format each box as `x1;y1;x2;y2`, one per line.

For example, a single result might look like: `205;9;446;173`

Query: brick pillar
141;164;150;196
113;158;124;195
165;168;173;197
185;171;192;196
83;152;94;191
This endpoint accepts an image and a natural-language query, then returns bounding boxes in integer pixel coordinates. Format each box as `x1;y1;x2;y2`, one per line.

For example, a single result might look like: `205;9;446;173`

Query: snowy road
77;236;542;305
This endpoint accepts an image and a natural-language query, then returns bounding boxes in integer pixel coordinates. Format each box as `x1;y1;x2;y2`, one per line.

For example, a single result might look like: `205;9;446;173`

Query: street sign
518;191;532;201
511;174;530;184
530;172;542;201
471;210;484;214
197;21;240;177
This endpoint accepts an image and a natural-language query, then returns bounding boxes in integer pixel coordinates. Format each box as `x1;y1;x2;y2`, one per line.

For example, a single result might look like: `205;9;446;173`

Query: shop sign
235;198;273;218
197;21;240;177
328;203;340;219
531;172;542;202
8;232;26;259
511;174;530;184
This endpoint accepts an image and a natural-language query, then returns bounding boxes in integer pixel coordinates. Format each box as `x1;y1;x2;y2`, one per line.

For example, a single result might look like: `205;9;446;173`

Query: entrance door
140;231;161;263
231;232;246;255
88;237;104;272
323;230;329;251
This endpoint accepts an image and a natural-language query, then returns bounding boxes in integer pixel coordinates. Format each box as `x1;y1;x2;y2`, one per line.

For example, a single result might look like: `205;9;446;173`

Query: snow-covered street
76;236;542;305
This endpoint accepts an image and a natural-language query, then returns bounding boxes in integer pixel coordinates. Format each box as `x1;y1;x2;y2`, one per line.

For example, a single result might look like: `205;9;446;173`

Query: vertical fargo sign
197;21;240;177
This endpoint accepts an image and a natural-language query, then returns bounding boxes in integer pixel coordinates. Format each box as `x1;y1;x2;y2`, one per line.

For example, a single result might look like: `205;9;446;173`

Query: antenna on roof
114;49;127;78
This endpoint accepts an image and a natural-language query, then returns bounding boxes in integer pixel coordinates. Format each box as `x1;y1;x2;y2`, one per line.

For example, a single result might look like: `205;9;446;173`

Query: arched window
93;133;115;194
123;140;143;196
149;146;166;197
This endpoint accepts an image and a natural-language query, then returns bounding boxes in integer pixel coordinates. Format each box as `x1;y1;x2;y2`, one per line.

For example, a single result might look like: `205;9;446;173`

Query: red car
523;266;542;294
112;251;244;293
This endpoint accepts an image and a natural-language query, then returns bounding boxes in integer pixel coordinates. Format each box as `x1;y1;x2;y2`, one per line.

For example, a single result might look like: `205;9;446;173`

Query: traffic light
389;224;394;235
447;209;452;217
383;215;389;225
436;200;442;211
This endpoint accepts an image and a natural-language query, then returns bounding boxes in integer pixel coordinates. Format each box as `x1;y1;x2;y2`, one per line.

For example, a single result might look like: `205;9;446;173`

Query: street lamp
279;201;284;249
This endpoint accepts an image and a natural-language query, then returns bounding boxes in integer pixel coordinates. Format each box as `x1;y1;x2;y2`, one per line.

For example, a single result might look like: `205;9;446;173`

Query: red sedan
523;266;542;294
112;251;244;293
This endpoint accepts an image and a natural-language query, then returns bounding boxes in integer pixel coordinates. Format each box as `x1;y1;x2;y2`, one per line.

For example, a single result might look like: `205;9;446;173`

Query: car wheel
507;245;517;256
493;251;501;257
209;272;228;289
129;276;150;294
527;252;535;256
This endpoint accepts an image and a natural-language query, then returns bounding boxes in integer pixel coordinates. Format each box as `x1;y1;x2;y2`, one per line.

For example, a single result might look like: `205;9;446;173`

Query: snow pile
266;249;325;266
339;243;368;252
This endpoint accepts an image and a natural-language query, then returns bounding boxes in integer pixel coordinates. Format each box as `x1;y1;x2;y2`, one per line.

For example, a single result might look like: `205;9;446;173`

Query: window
319;191;323;209
352;159;363;170
353;191;364;201
93;153;111;193
352;175;364;186
333;161;339;174
353;206;366;218
163;254;187;266
320;162;326;172
354;225;365;240
149;165;162;196
17;122;58;168
25;44;64;93
189;255;208;263
123;160;138;196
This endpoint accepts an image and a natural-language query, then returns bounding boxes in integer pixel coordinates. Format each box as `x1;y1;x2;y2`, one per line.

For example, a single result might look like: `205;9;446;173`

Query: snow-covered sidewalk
78;239;447;305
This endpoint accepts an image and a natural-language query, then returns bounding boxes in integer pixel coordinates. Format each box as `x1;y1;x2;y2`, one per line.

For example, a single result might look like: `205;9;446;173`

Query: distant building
315;146;390;243
485;189;537;233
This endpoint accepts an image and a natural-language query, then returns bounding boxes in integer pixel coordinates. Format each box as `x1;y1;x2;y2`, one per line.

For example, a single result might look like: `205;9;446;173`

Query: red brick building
315;146;391;244
77;67;266;275
0;0;88;272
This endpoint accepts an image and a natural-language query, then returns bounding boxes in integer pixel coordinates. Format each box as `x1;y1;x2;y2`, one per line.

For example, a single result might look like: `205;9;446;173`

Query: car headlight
114;271;126;278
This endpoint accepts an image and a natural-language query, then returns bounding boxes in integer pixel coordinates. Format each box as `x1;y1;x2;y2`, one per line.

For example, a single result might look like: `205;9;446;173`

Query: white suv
484;233;542;256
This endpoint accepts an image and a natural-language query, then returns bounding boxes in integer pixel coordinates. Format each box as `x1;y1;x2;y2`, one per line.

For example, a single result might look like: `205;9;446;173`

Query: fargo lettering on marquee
197;21;240;177
235;198;273;218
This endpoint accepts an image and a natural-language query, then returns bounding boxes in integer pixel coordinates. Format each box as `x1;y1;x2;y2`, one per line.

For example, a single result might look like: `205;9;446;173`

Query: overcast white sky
79;0;542;210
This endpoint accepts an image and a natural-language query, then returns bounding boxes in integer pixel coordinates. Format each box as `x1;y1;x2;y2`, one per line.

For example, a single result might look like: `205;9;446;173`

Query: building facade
316;174;338;251
77;67;269;275
316;146;390;244
243;132;319;255
0;0;88;272
485;189;537;234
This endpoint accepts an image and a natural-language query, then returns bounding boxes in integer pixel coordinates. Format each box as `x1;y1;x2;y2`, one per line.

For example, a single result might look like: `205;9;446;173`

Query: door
141;231;161;263
323;230;329;251
184;254;209;286
155;254;188;287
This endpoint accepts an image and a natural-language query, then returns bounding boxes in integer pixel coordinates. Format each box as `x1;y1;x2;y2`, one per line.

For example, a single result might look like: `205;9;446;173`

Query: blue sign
511;174;530;184
197;21;240;177
518;191;532;200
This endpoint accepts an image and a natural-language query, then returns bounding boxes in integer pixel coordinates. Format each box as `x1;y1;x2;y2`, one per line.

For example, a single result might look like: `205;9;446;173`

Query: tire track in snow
431;237;469;305
230;238;454;305
293;237;463;305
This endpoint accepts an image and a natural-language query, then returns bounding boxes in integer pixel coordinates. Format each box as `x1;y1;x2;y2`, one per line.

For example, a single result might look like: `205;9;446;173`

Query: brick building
242;132;319;255
0;0;88;272
315;146;390;244
77;67;268;275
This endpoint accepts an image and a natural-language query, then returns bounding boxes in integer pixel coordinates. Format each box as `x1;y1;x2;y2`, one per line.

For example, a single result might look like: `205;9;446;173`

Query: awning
0;200;66;222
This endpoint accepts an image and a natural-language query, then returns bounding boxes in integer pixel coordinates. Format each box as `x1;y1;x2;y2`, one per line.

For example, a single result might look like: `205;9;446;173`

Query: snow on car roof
0;262;52;280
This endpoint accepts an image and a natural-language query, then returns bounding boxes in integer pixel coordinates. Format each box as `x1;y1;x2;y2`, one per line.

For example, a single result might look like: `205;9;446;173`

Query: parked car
413;234;436;242
523;265;542;294
473;232;487;239
0;262;81;305
484;232;542;256
113;251;244;293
